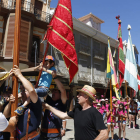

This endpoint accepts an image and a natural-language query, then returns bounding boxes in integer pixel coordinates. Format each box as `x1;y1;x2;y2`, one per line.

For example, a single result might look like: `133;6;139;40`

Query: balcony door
30;36;40;65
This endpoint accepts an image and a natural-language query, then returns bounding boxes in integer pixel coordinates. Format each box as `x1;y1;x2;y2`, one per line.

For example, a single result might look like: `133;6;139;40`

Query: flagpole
11;0;21;139
110;79;112;123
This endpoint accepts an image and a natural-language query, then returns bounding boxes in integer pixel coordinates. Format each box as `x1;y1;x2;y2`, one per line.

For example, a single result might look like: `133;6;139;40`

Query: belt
38;86;48;89
41;128;61;133
20;129;40;140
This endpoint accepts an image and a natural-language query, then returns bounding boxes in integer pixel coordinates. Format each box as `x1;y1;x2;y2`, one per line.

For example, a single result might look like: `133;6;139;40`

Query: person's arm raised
43;103;71;120
54;78;67;104
12;65;38;103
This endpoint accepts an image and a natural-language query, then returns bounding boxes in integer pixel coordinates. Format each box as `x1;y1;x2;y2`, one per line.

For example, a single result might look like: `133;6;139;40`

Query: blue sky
50;0;140;64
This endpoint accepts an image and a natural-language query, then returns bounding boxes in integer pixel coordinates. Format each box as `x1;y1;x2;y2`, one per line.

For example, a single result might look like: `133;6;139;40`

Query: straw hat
76;85;96;101
0;67;9;81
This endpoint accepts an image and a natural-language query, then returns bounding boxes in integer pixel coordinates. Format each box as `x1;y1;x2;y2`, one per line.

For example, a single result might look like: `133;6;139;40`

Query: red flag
138;75;140;90
43;0;78;84
116;16;125;87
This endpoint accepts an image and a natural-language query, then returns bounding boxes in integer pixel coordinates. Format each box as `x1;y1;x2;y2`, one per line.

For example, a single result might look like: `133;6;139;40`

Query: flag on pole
116;16;125;87
124;25;138;92
107;38;120;99
138;75;140;90
43;0;78;84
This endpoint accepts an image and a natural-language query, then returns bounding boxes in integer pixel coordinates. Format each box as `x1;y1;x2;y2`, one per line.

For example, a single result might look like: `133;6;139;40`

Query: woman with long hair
112;98;119;128
107;105;115;140
128;100;136;129
117;103;127;140
100;99;106;121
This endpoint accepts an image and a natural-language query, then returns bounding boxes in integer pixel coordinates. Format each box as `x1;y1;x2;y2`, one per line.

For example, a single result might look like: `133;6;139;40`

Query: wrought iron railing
0;42;4;57
34;8;51;23
21;0;34;14
0;0;51;23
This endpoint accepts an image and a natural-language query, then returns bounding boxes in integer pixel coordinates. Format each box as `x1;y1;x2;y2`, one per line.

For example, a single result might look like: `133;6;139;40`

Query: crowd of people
0;55;139;140
93;95;140;140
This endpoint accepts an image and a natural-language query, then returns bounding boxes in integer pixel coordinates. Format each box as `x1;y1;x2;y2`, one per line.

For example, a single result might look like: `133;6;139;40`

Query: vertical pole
110;79;112;123
91;38;93;86
11;0;21;140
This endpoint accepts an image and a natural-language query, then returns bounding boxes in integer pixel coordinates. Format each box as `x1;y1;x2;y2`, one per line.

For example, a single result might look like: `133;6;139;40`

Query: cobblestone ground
62;119;140;140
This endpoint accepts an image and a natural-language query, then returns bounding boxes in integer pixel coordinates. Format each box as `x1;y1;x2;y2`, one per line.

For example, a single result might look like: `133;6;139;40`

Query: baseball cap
105;98;108;101
45;55;55;61
97;103;101;106
0;113;9;131
101;99;105;101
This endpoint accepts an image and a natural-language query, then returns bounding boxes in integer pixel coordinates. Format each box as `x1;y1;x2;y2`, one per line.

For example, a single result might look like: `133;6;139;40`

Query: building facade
0;2;121;102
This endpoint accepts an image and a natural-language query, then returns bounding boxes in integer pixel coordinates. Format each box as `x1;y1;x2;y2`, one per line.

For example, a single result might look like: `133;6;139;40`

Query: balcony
0;0;51;23
0;42;4;57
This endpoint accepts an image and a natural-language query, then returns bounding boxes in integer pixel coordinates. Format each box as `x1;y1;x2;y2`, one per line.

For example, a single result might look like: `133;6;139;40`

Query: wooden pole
35;42;50;88
110;79;112;123
10;0;21;140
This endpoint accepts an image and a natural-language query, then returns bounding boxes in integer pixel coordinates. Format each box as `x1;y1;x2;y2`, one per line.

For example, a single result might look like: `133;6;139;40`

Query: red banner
43;0;78;84
116;16;125;87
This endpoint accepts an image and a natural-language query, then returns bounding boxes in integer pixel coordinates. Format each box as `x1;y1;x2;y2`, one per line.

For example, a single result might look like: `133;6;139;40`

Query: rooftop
78;13;104;24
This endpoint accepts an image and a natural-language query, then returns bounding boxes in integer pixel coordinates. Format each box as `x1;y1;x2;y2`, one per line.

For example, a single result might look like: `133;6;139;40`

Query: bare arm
3;102;11;118
94;129;108;140
3;116;18;132
12;65;38;103
54;78;67;104
61;120;67;137
122;112;127;118
3;95;15;118
43;103;71;120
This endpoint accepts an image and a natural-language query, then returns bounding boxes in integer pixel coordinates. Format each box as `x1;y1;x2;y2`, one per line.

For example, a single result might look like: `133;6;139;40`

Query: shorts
129;112;136;115
118;121;126;124
107;122;114;125
35;87;50;97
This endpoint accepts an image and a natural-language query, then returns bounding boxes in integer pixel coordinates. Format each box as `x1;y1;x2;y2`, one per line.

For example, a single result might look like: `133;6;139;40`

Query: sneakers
128;126;130;129
133;127;135;130
14;105;25;115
